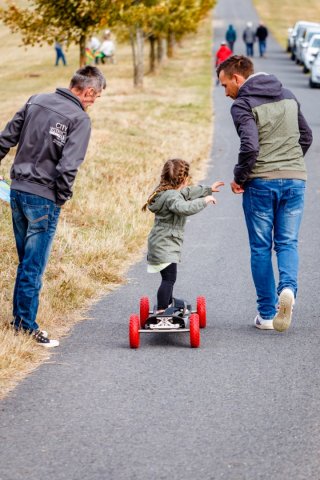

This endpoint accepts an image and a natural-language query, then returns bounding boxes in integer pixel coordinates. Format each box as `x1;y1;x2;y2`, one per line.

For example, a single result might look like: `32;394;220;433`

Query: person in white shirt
99;30;115;64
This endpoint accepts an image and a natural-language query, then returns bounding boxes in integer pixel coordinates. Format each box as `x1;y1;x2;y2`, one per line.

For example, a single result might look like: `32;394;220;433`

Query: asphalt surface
1;0;320;479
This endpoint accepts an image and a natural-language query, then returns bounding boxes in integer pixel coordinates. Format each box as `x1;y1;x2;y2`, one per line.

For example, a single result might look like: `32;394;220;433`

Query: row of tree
0;0;216;87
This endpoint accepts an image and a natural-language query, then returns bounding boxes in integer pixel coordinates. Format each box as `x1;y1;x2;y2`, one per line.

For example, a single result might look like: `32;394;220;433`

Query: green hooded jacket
147;185;212;265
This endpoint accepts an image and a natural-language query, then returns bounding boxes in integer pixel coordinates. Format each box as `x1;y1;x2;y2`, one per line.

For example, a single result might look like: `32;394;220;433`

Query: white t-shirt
88;37;100;50
100;40;114;56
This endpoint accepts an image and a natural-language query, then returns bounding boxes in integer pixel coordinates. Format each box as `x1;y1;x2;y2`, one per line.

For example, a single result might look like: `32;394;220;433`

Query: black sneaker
34;330;59;348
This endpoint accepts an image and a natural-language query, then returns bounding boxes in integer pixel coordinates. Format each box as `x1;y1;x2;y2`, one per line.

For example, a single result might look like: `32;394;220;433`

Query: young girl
142;158;224;312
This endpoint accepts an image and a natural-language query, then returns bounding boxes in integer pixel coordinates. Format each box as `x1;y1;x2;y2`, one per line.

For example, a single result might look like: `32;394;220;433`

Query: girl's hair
142;158;190;212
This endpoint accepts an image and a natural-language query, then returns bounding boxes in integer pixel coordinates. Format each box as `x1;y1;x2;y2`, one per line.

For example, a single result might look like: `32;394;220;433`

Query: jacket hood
238;73;282;99
148;190;172;214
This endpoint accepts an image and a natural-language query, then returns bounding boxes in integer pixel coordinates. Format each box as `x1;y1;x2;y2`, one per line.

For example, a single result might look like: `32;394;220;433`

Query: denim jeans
242;179;306;319
10;190;61;332
258;40;266;57
246;43;254;57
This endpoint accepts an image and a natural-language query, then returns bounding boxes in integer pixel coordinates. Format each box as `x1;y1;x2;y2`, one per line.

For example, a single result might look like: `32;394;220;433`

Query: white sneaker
34;330;59;348
254;314;274;330
273;288;295;332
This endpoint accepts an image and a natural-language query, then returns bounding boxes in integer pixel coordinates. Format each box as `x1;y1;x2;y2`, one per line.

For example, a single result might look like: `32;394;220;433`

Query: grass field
254;0;320;47
0;14;214;397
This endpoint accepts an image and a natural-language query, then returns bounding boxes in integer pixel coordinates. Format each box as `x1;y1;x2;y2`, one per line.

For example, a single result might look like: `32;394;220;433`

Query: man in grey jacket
217;55;312;333
0;65;106;347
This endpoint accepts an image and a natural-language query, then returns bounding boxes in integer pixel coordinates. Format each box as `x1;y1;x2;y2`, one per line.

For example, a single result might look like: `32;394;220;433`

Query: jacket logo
49;122;68;146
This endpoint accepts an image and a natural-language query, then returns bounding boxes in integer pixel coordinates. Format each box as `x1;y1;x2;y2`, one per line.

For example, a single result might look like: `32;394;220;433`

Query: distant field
254;0;320;47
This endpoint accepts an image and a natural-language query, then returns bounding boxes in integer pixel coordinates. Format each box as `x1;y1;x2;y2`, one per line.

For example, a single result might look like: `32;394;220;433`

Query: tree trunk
157;36;165;65
79;34;87;67
149;35;156;73
130;27;144;88
167;31;175;58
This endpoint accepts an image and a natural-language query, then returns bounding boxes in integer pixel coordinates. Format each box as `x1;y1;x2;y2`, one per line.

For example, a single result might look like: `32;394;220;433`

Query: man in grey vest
217;55;312;332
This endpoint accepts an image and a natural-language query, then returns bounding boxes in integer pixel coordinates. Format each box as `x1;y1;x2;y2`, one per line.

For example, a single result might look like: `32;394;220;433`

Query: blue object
0;180;10;203
242;178;305;319
10;190;61;332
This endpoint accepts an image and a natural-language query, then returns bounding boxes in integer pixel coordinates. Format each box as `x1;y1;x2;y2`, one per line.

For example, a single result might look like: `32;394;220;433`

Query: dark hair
216;55;254;79
142;159;190;211
69;65;107;91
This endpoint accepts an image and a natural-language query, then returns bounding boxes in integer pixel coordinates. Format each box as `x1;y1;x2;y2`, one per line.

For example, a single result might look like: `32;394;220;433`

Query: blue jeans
10;190;61;332
246;43;254;56
55;47;66;66
242;179;305;319
259;40;266;57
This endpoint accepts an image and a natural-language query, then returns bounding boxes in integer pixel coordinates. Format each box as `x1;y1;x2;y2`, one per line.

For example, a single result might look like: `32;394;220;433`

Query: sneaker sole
37;340;59;348
273;290;294;332
255;322;274;330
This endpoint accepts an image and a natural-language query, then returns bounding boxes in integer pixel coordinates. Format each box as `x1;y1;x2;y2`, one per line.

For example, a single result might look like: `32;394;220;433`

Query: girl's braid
142;159;190;211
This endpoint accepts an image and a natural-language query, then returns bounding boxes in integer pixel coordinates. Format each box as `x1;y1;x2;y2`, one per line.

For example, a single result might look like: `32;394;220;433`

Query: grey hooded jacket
231;73;313;185
0;88;91;205
147;185;212;265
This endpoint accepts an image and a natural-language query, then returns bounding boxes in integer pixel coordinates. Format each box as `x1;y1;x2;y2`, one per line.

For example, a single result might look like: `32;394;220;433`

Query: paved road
1;0;320;479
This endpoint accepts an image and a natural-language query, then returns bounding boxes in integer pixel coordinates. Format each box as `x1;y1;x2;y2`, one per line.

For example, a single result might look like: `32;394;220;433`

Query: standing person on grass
0;65;106;347
142;159;224;312
217;55;313;332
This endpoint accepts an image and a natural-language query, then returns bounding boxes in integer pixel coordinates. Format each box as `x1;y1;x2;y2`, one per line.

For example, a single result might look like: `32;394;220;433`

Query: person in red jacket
215;42;232;85
216;42;232;66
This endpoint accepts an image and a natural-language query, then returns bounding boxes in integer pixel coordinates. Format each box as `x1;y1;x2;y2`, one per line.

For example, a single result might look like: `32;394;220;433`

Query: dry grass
253;0;320;47
0;16;214;397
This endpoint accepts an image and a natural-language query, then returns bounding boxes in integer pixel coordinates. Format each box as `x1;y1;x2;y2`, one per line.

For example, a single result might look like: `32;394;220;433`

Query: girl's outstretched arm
211;181;224;192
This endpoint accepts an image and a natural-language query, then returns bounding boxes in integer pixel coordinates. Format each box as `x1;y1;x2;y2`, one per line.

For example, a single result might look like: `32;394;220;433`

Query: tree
0;0;122;66
116;0;215;85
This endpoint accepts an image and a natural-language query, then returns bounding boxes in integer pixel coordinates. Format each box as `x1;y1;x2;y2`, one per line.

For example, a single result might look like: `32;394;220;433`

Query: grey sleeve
231;102;260;185
180;185;212;200
298;107;313;155
55;117;91;206
167;195;207;216
0;103;27;162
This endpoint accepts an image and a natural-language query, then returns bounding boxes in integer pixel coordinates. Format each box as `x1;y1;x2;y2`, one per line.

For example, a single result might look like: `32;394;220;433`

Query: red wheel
139;297;150;328
189;313;200;348
197;296;207;328
129;314;140;348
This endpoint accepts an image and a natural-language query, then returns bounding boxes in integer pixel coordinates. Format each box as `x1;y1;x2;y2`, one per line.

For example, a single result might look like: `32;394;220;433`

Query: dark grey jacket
231;73;313;185
147;185;212;264
0;88;91;205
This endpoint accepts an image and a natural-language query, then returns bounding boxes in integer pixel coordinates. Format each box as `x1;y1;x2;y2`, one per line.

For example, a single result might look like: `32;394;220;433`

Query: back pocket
24;204;49;232
249;187;272;218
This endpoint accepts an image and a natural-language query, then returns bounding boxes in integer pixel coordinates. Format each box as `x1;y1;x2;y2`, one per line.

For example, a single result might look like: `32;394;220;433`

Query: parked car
297;26;320;66
287;27;293;52
310;51;320;88
303;34;320;73
290;21;320;61
294;22;320;64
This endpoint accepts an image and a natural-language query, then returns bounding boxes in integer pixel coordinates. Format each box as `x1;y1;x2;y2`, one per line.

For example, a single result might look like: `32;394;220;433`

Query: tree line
0;0;216;87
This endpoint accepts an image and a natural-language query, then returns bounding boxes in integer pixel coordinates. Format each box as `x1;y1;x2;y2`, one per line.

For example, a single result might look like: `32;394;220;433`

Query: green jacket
147;185;212;265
